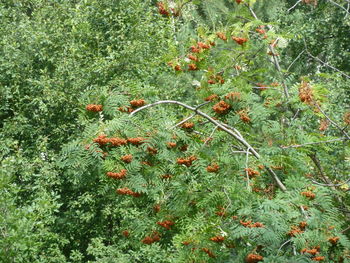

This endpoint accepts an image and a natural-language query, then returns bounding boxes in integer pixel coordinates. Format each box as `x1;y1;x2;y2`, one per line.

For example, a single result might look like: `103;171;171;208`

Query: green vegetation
1;0;349;262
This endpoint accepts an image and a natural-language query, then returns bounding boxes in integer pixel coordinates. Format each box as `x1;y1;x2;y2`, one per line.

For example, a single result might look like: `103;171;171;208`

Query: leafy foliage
1;0;349;262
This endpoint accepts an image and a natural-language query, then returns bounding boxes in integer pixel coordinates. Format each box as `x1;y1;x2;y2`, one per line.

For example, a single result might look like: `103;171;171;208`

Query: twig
202;126;218;146
313;104;350;140
327;0;350;15
311;177;350;187
287;0;303;12
278;239;292;253
245;147;251;191
286;50;306;71
304;46;350;79
246;5;290;99
131;100;287;191
342;225;350;233
280;137;347;149
170;114;196;129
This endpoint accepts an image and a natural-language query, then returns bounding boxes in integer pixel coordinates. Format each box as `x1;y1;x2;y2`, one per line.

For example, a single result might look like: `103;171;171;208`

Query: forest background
1;0;350;262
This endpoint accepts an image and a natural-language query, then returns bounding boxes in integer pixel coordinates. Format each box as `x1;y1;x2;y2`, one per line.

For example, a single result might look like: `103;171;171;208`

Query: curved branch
131;100;287;191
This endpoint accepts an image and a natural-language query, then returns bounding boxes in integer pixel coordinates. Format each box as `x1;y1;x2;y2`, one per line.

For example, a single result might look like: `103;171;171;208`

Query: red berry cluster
93;134;127;147
86;104;103;112
238;110;251;123
301;191;316;200
288;225;304;237
245;168;260;178
299;81;313;104
207;163;219;173
157;220;175;230
225;92;241;100
232;36;248;45
202;248;215;258
301;246;324;261
166;142;177;148
122;230;130;237
130;99;146;108
205;94;219;101
116;187;141;197
240;220;264;228
142;232;161;244
215;206;227;217
127;137;146;145
177;156;197;167
106;169;127;179
216;32;227;41
120;154;133;163
344;111;350;125
213;100;231;114
210;235;225;243
245;253;263;263
328;236;340;245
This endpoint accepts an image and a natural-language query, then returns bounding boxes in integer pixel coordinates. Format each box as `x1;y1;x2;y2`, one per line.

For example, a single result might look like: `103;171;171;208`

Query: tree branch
131;100;287;191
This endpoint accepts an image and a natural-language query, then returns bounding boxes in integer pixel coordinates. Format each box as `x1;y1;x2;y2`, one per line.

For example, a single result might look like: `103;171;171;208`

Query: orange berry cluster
301;191;316;200
188;63;198;71
142;232;161;244
147;146;158;155
188;54;199;61
245;253;263;263
245;168;260;178
207;163;219;173
288;225;304;237
216;32;227;41
301;246;324;261
177;156;197;167
116;187;141;197
240;220;264;228
182;241;191;245
122;230;130;237
344;111;350;125
93;134;127;147
181;122;194;129
208;74;225;85
299;221;308;230
210;235;225;243
153;204;161;213
328;236;339;245
225;92;241;100
238;110;251;123
213;100;231;114
161;174;172;179
130;99;145;108
299;81;313;104
232;36;248;45
202;248;215;258
120;154;133;163
302;0;318;6
215;206;227;217
127;137;146;145
106;169;127;179
205;94;219;101
86;104;103;112
166;142;177;148
157;220;175;230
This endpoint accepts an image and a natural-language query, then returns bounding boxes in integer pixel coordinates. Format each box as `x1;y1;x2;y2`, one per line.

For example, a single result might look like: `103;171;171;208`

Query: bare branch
131;100;287;191
327;0;350;15
304;45;350;79
170;114;196;129
313;104;350;140
311;177;350;187
287;50;306;71
280;137;348;149
288;0;303;12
